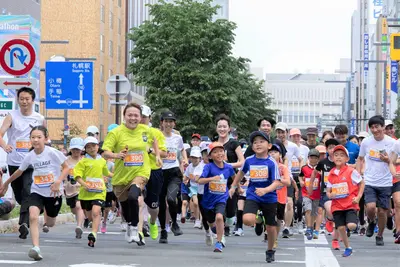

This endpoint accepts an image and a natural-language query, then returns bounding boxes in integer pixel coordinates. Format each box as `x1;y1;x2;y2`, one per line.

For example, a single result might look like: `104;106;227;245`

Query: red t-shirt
299;164;321;200
327;166;362;213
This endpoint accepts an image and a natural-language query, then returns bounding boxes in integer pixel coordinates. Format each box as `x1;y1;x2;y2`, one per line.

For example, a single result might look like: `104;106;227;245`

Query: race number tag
305;178;319;190
163;148;177;163
324;172;330;184
209;180;227;195
369;149;381;161
291;160;300;172
69;168;74;179
16;138;31;152
332;182;349;199
34;172;54;188
86;177;104;193
249;165;268;182
124;151;144;167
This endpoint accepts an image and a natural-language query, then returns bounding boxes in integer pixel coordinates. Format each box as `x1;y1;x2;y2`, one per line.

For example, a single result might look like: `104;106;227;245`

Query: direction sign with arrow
0;78;37;89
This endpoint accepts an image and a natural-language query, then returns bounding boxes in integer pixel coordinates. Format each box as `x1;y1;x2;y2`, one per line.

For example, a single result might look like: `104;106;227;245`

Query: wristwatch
148;148;153;154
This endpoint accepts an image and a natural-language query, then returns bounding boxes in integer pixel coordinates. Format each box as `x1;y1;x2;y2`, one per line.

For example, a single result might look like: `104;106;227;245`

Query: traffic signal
390;33;400;61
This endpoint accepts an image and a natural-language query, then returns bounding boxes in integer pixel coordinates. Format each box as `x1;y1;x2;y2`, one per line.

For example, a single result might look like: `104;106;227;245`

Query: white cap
141;105;152;117
190;146;202;158
385;120;394;127
200;141;211;152
84;136;99;146
183;143;190;150
86;125;99;134
358;131;369;138
69;137;84;150
275;122;288;132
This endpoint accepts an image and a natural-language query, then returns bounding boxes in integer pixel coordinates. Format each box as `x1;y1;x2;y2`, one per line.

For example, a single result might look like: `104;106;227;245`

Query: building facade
40;0;126;141
265;73;345;132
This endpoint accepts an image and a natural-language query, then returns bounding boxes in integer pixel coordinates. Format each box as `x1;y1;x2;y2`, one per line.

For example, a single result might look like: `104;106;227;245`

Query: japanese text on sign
364;34;369;71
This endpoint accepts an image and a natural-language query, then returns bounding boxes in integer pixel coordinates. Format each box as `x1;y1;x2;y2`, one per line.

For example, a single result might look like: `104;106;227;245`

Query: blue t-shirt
200;162;235;210
345;141;359;164
241;155;279;203
181;182;189;195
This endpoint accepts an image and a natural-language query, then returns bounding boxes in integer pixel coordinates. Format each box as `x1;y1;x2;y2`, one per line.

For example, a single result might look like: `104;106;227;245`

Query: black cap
249;131;270;144
257;117;276;128
269;144;282;154
325;138;339;148
308;149;320;157
161;111;176;121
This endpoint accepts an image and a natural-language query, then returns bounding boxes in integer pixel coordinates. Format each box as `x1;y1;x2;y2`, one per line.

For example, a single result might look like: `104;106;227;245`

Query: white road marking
69;264;140;267
304;234;328;245
276;260;306;264
305;247;341;267
281;247;300;250
0;251;25;254
83;232;122;235
246;252;293;256
44;240;67;243
0;260;36;264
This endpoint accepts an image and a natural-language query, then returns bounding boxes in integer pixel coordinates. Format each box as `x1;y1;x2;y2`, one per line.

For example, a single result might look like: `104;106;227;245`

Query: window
118;0;121;7
100;95;104;112
109;11;113;29
99;124;104;141
100;64;104;82
100;5;105;22
117;45;121;62
100;35;104;51
118;19;121;35
109;40;113;57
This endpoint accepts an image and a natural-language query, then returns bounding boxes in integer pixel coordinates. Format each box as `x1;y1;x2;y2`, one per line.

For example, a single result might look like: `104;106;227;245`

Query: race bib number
324;172;330;184
86;177;104;193
332;182;349;199
124;151;144;167
34;172;54;188
209;180;227;195
369;149;381;161
16;139;31;153
69;168;74;179
305;177;319;190
291;160;300;172
163;149;177;163
249;165;268;182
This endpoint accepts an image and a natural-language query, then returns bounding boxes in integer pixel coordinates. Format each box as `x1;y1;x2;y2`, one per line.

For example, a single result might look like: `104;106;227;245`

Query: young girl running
74;136;112;247
0;126;69;261
64;137;85;239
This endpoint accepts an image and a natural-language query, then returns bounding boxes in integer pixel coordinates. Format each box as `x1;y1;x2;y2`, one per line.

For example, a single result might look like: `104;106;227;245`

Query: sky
230;0;358;74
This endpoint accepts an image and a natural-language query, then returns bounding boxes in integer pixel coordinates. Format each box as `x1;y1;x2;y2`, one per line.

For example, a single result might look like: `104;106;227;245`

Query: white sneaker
166;224;171;233
108;211;116;224
125;225;133;243
121;222;127;232
288;227;294;236
194;220;202;229
234;228;244;236
131;226;140;242
221;236;226;247
177;214;181;222
205;232;213;246
28;246;43;261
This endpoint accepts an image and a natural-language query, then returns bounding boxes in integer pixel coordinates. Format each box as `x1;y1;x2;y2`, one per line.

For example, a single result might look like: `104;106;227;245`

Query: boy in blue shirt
230;131;289;263
198;142;235;253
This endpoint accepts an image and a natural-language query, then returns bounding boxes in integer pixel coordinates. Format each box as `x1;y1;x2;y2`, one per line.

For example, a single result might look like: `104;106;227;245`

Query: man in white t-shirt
356;115;395;246
0;87;45;239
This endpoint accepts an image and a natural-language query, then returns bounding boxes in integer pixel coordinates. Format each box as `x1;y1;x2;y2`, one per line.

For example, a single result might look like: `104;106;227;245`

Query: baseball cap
315;145;326;154
200;141;211;152
192;133;201;140
333;145;349;157
358;131;369;138
249;131;270;143
107;124;118;133
207;142;224;155
141;105;152;117
86;125;99;134
385;119;394;127
308;149;320;158
84;136;99;147
161;111;176;121
289;128;301;136
275;122;288;132
306;127;318;135
269;144;282;154
69;137;84;150
190;146;202;158
325;138;339;148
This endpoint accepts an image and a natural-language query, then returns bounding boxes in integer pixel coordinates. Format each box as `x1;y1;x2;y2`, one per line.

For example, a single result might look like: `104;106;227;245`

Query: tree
128;0;276;140
59;123;83;145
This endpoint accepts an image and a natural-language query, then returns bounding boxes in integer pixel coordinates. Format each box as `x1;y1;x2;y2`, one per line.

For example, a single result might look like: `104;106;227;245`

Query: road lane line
304;234;328;245
0;251;25;254
305;247;340;267
0;260;36;264
276;260;306;264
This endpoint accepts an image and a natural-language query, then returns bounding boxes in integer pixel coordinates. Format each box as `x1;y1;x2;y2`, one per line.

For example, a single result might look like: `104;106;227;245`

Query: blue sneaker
342;247;353;257
374;225;378;233
306;229;313;240
313;230;319;239
214;241;223;252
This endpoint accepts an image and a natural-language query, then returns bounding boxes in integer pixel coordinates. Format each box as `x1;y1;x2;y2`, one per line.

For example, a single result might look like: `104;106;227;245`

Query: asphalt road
0;219;399;267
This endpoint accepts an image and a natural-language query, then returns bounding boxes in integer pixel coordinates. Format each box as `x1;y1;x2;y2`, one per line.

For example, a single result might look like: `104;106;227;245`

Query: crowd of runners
1;86;400;263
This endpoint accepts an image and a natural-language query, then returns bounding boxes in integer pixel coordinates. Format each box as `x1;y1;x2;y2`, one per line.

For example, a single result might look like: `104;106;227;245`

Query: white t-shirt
359;135;396;187
162;133;184;170
184;161;205;194
19;146;67;197
285;141;301;173
7;110;45;166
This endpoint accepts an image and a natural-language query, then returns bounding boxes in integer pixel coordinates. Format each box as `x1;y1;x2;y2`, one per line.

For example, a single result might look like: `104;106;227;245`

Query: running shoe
394;232;400;244
83;218;89;228
214;241;223;252
171;223;183;236
121;221;127;232
19;223;29;239
288;227;294;236
28;246;43;261
136;232;145;246
205;232;213;246
149;221;158;240
305;228;313;240
177;213;182;222
166;223;171;233
332;239;340;250
255;222;264;236
107;211;115;224
125;225;133;243
224;226;231;236
42;224;49;233
221;236;226;247
366;222;376;237
313;230;319;239
194;220;202;229
88;232;96;247
273;239;278;249
282;228;290;238
143;222;150;237
359;226;366;236
234;228;244;236
265;250;275;263
263;233;268;243
75;226;83;239
376;235;384;246
342;247;353;257
325;220;334;233
131;226;140;242
159;229;168;244
101;222;107;234
347;228;351;237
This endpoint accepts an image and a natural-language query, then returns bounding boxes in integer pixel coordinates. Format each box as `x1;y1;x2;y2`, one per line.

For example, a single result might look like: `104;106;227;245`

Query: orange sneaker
326;220;334;233
332;239;340;250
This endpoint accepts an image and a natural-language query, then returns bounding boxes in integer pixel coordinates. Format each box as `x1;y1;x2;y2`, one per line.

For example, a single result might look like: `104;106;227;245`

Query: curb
0;213;75;234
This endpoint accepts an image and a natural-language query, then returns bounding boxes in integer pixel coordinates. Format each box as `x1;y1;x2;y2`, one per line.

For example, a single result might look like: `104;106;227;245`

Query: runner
74;136;112;247
305;127;319;149
333;125;359;167
327;145;365;257
0;126;69;261
102;102;161;246
0;87;45;239
356;115;395;246
321;131;335;145
186;133;201;157
385;120;397;140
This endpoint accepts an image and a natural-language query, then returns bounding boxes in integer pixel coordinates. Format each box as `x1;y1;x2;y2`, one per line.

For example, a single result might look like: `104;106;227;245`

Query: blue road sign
45;61;93;110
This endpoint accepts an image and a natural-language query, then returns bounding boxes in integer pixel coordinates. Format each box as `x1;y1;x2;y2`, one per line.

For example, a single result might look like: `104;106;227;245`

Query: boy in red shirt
327;145;365;257
299;149;321;240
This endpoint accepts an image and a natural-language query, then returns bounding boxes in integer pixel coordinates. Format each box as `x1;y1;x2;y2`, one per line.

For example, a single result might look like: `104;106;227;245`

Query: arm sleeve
351;169;363;184
18;153;31;172
73;160;85;179
200;164;210;178
102;160;110;176
102;131;117;152
270;161;279;182
178;136;184;150
193;164;204;176
359;140;367;157
53;149;67;166
241;159;250;174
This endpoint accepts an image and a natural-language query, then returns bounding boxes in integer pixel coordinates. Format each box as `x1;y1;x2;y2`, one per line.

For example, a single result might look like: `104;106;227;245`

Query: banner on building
364;34;369;71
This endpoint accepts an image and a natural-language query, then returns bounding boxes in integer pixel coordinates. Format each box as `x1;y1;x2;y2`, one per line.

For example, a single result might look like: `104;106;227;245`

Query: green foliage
128;0;276;140
60;123;83;146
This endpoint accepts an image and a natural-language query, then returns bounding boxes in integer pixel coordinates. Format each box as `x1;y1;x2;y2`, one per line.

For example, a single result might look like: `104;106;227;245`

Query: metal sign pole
116;75;120;124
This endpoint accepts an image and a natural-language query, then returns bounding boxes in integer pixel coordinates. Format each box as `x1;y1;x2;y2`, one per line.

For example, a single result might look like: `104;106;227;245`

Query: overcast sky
230;0;358;74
